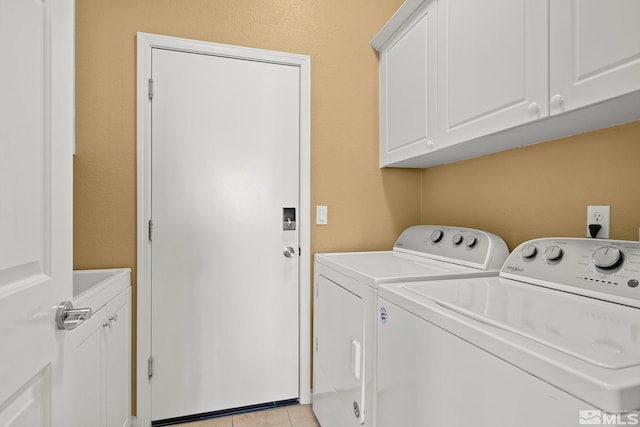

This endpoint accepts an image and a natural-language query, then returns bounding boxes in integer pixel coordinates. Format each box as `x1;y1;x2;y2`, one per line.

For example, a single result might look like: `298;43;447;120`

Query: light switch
316;205;328;225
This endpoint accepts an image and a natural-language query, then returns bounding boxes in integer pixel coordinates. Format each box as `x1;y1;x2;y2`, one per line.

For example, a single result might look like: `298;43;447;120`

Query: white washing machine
377;238;640;427
312;225;509;427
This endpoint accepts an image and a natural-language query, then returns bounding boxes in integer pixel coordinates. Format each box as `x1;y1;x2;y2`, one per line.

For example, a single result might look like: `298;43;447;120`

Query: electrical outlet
587;205;610;239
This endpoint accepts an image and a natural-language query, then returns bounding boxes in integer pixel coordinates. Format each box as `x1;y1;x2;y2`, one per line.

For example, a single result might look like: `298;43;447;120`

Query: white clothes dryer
377;238;640;427
312;225;509;427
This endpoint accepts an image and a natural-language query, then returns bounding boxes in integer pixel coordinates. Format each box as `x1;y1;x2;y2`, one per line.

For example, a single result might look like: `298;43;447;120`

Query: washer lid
403;279;640;369
315;251;490;287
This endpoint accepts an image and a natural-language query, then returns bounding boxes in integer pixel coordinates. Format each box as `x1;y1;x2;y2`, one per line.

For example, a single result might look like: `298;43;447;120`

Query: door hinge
148;220;153;242
148;78;154;100
148;355;154;379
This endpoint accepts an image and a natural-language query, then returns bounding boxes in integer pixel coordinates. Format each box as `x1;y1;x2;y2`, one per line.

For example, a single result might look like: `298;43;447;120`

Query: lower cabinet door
105;288;131;427
70;307;106;427
69;287;131;427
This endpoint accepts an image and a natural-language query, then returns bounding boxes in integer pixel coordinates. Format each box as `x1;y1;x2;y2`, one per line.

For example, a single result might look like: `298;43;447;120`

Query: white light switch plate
316;205;328;225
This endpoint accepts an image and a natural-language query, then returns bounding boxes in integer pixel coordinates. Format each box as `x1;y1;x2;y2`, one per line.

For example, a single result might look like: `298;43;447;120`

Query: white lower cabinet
70;287;131;427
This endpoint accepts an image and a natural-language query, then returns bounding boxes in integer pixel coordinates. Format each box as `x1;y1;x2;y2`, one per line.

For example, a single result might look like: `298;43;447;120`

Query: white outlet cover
587;205;610;239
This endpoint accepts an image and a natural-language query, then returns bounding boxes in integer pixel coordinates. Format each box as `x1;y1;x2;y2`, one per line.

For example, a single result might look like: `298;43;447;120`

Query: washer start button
628;279;639;288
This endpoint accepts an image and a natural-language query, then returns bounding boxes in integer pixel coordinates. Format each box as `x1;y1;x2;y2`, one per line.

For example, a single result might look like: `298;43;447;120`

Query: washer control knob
452;234;463;245
464;236;477;248
544;245;563;261
593;246;624;270
521;244;537;259
430;230;444;243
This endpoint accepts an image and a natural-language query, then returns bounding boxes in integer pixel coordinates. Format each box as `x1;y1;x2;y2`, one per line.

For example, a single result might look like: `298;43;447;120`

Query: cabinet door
438;0;548;148
379;1;437;167
105;288;131;427
70;309;106;427
550;0;640;115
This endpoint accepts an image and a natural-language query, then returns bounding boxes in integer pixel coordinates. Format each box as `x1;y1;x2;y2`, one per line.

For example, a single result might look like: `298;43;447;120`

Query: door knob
56;301;92;330
283;247;296;258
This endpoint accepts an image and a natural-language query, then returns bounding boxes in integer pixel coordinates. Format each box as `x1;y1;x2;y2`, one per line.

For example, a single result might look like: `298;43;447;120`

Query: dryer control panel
501;238;640;307
393;225;509;270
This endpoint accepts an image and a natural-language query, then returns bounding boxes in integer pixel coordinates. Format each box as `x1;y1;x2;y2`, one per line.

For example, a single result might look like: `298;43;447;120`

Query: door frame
136;32;311;426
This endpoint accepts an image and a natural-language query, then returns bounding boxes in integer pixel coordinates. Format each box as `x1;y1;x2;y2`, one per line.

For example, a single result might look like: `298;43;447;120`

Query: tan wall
73;0;421;413
421;121;640;251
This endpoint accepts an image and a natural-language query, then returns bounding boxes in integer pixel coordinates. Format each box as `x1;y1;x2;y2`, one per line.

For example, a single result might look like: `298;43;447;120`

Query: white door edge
135;32;311;427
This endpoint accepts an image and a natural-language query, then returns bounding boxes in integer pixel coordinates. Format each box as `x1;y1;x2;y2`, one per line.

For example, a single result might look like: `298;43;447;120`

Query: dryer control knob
521;244;537;259
544;245;563;261
452;234;463;245
430;230;444;243
593;246;624;270
464;236;477;247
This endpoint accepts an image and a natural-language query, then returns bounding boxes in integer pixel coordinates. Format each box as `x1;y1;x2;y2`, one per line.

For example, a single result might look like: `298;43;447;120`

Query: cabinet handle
550;94;564;108
527;102;540;115
103;321;111;328
109;314;118;323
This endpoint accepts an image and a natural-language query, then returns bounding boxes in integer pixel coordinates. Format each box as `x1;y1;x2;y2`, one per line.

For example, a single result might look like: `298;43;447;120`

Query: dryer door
314;276;366;425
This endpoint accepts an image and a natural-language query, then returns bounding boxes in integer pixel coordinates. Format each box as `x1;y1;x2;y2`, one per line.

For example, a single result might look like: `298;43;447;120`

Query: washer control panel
501;238;640;304
393;225;509;269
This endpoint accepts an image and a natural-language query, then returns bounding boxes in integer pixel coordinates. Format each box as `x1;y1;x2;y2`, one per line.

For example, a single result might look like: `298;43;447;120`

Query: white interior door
150;47;300;421
0;0;74;426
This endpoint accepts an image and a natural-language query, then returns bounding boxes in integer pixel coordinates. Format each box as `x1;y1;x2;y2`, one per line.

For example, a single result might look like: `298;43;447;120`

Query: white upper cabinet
373;0;640;168
437;0;548;149
550;0;640;115
372;0;438;167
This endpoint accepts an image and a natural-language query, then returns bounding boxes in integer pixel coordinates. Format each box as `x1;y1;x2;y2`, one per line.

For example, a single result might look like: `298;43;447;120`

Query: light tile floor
168;404;320;427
